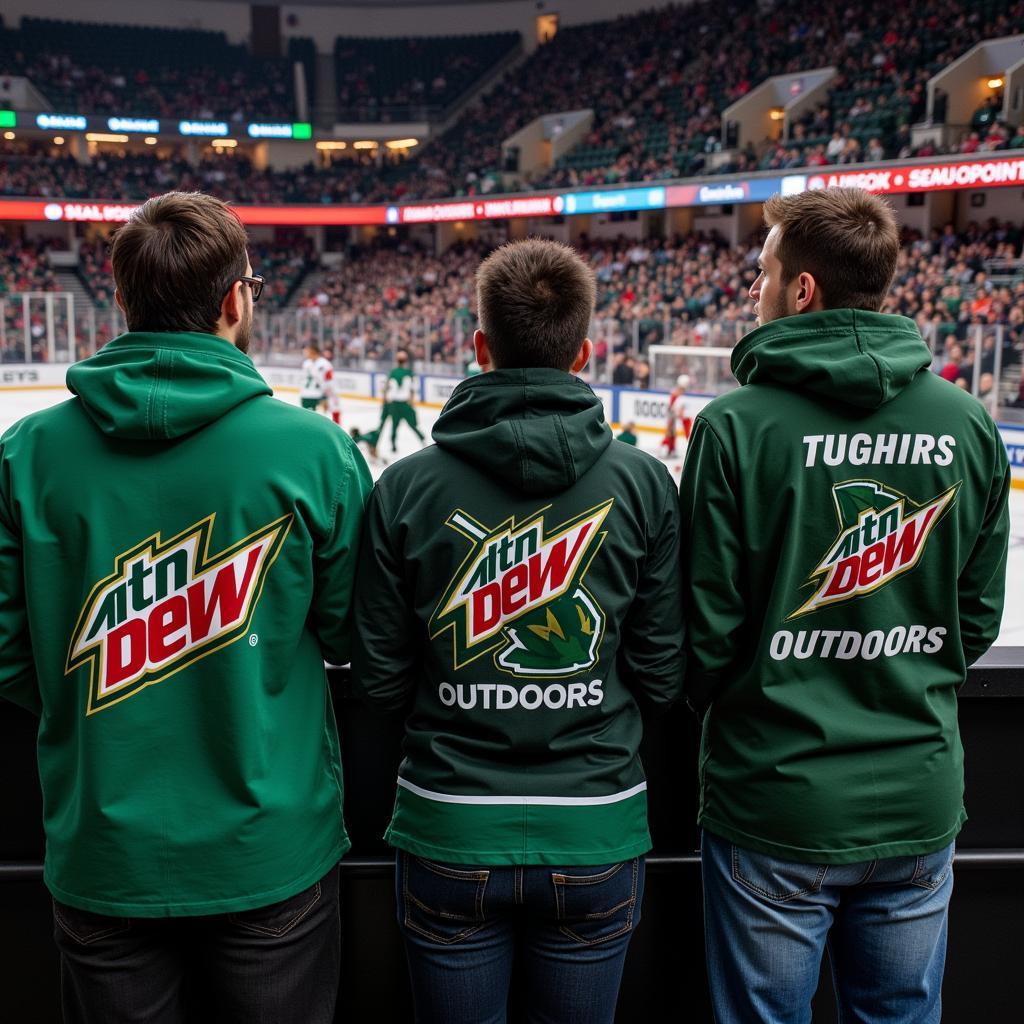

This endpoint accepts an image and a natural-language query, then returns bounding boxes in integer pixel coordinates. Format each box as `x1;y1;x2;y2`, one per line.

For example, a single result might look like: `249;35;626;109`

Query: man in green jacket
0;192;371;1023
679;187;1009;1024
352;239;684;1024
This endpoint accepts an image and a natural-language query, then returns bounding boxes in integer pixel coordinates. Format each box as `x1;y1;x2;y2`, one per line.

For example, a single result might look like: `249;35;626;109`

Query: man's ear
570;338;593;374
473;329;493;371
221;279;244;327
114;288;125;315
794;272;822;313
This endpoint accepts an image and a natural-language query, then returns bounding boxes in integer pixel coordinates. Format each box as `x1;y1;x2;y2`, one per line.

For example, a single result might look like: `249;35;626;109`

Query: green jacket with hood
0;331;371;916
679;309;1009;864
352;369;685;865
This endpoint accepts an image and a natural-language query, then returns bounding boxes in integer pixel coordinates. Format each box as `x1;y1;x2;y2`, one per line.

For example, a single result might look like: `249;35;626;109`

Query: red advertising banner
398;195;559;224
799;157;1024;195
0;199;390;226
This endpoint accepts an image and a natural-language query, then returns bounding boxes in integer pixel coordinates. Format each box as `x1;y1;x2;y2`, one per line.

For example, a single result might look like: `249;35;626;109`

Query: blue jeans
395;849;645;1024
701;830;954;1024
53;865;340;1024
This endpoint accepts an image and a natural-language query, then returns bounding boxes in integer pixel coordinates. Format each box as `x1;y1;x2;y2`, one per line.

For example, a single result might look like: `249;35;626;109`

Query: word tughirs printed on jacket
430;501;611;711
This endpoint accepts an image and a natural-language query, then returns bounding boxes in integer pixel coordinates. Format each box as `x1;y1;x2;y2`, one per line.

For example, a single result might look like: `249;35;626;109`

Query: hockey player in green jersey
381;349;425;452
349;425;382;463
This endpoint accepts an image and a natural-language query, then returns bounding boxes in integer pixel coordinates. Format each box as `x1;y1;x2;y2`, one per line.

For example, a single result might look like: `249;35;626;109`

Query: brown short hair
763;187;899;311
111;191;249;334
476;238;596;370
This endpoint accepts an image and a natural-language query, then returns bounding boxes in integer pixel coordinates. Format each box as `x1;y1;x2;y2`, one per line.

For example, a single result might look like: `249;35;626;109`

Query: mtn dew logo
430;501;612;675
67;514;291;714
789;480;958;619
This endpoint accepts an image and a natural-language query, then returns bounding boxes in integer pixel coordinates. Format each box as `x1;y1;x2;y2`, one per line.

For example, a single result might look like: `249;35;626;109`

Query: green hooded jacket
352;369;685;865
679;309;1009;864
0;332;371;915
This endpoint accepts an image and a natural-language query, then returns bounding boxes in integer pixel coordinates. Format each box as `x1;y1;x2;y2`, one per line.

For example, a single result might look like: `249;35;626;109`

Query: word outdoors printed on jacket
66;514;292;714
430;501;612;710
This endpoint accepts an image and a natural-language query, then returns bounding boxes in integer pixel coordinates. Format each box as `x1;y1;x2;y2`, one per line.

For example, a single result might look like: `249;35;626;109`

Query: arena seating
1;2;1022;202
0;17;296;120
534;0;1024;188
334;32;519;120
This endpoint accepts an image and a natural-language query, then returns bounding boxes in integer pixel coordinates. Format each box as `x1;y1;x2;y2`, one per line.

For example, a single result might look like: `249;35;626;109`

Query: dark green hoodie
352;369;684;865
679;309;1009;864
0;332;371;915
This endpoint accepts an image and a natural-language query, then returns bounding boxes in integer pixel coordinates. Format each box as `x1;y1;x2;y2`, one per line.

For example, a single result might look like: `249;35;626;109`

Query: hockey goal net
647;345;738;395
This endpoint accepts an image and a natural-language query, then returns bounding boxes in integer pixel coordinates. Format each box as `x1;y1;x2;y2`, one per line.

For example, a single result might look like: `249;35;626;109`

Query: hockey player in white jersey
300;343;334;415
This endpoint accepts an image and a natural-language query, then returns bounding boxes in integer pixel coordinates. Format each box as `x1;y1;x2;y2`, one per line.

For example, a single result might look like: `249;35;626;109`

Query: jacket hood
731;309;931;410
432;368;612;496
67;332;272;440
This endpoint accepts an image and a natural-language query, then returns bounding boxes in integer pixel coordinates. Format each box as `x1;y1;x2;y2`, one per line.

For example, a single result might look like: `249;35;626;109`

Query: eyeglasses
239;274;265;302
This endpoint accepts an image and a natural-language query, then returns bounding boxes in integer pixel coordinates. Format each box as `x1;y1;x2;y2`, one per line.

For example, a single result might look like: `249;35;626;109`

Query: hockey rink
3;384;1022;646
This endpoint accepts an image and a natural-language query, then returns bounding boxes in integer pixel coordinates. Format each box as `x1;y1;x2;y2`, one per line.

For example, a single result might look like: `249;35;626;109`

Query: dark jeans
53;864;340;1024
395;849;645;1024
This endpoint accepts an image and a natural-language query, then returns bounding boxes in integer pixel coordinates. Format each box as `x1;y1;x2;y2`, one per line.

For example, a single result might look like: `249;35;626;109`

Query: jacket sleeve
0;444;40;715
618;470;685;706
351;485;418;711
958;430;1010;666
678;416;746;713
309;439;373;665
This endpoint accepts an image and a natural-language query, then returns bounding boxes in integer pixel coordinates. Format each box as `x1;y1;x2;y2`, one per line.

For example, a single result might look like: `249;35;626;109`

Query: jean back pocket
731;844;828;903
400;853;490;946
551;858;643;946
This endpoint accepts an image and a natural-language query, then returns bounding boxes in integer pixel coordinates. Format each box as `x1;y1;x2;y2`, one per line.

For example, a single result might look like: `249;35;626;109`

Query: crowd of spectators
2;2;1024;204
0;235;60;297
284;222;1024;404
335;32;519;120
0;144;407;206
526;0;1024;190
0;18;295;122
3;219;1023;408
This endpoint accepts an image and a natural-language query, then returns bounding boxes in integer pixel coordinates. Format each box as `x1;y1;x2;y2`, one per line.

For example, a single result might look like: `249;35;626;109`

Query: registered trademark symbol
249;634;259;647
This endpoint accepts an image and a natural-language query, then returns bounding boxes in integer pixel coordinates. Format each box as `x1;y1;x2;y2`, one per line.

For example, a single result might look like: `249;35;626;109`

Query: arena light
353;140;378;150
107;117;160;134
315;140;347;150
211;138;238;148
144;137;158;145
246;122;313;140
86;133;130;144
178;120;229;137
53;136;65;145
37;113;87;131
769;107;785;121
385;138;419;150
3;131;14;141
988;77;1005;90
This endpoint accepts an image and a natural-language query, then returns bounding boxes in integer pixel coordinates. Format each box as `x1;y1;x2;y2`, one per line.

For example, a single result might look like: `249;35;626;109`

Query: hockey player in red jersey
660;373;691;456
321;345;342;425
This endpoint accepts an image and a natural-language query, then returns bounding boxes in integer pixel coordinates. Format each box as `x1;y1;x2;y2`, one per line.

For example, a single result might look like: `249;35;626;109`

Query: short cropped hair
111;191;249;334
475;238;596;370
763;187;899;311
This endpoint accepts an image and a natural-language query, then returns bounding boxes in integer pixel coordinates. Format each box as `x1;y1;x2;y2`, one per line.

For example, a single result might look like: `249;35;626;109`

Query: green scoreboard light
292;122;312;140
0;111;16;129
